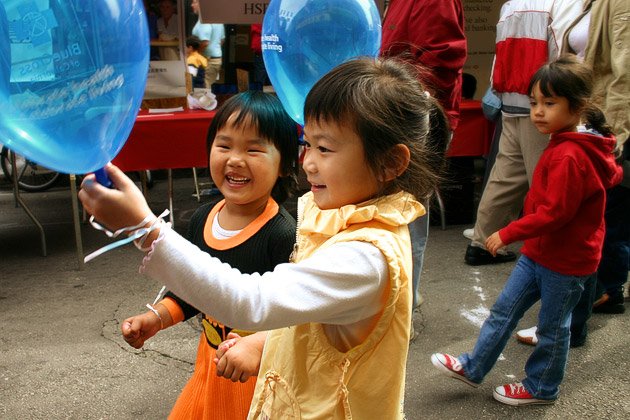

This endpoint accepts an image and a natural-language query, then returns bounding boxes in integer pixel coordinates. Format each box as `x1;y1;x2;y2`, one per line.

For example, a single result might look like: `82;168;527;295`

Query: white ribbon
84;209;170;263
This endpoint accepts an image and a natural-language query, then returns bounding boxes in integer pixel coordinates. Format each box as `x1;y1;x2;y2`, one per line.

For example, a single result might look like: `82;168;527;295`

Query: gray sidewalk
1;174;628;419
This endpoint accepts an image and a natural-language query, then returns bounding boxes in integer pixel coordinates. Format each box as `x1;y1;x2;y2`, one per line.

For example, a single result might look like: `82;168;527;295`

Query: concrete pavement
1;172;628;419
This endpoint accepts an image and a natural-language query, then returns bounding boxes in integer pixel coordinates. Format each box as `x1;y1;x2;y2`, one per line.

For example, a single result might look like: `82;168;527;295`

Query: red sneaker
430;353;479;387
493;382;555;406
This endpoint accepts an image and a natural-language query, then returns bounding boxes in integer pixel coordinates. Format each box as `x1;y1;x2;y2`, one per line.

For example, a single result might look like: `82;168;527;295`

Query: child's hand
78;163;154;233
215;333;240;359
485;232;505;256
214;332;267;383
121;311;162;349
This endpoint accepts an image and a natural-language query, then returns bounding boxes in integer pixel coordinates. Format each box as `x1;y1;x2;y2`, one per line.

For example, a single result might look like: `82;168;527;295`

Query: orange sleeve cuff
161;296;185;325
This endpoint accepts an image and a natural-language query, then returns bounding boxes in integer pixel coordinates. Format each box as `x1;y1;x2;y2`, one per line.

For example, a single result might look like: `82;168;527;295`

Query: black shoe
592;293;626;314
465;245;517;266
570;336;586;348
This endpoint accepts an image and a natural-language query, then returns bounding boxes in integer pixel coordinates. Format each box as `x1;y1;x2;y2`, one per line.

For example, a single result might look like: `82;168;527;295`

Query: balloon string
84;210;170;263
89;213;157;238
152;286;167;305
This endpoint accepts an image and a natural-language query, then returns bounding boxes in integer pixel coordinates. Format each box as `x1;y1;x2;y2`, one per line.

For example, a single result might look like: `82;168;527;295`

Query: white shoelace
507;382;526;395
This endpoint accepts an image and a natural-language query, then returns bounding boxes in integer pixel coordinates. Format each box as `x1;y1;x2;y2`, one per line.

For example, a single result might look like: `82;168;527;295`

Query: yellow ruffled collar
298;191;425;237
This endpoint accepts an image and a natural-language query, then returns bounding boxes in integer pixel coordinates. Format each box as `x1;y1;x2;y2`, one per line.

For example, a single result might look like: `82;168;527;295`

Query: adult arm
392;0;467;127
550;0;584;54
382;0;467;97
602;0;630;147
405;0;467;74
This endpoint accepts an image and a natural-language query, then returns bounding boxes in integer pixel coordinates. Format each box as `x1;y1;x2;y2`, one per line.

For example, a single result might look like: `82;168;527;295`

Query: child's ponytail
582;103;622;157
582;103;614;137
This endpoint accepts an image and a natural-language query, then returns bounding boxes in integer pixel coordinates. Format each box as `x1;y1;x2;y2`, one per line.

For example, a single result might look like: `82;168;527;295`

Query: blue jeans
570;273;597;345
459;255;588;400
597;185;630;299
409;210;429;308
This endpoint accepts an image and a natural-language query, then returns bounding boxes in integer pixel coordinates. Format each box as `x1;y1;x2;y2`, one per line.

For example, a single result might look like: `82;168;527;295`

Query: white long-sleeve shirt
142;226;390;350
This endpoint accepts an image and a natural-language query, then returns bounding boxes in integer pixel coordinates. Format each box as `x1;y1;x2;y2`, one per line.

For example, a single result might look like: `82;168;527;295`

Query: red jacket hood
550;131;623;190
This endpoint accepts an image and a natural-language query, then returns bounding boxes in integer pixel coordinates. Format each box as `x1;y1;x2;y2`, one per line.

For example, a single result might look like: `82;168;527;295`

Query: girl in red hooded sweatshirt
431;54;623;406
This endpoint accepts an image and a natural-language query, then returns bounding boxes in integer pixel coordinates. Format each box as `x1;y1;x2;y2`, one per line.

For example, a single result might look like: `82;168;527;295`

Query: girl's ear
381;144;410;182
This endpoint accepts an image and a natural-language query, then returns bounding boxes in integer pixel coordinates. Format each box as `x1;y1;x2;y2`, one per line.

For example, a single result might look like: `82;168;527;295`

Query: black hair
206;91;299;203
186;35;201;51
304;57;449;202
528;54;613;137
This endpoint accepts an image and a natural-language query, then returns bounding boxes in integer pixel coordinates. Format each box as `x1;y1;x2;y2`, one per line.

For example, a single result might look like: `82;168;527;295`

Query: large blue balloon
0;3;8;96
262;0;381;126
0;0;149;174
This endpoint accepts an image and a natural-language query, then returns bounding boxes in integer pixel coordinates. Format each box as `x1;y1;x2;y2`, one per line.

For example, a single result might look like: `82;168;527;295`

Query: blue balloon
0;0;149;174
0;3;8;96
262;0;381;126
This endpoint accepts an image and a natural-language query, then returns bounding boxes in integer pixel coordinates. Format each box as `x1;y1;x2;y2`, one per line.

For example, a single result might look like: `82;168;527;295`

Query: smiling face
302;119;381;210
210;113;282;210
529;82;580;135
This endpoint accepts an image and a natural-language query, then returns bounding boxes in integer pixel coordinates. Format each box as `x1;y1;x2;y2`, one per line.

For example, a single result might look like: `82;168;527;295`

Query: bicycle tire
1;146;62;192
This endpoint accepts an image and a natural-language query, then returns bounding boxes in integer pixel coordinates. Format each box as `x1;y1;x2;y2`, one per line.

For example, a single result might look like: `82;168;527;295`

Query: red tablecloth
112;109;215;171
113;102;492;172
448;100;494;157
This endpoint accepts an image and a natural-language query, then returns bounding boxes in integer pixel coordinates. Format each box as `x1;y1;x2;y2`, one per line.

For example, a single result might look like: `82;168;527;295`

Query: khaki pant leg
471;116;548;246
521;118;550;184
204;58;222;88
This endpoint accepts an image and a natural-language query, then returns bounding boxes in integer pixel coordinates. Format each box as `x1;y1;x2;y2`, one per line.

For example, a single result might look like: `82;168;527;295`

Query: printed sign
144;0;187;98
462;0;502;98
198;0;385;24
144;60;187;99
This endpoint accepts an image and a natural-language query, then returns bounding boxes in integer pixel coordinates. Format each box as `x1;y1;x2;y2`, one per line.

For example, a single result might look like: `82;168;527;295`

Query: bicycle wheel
1;146;62;192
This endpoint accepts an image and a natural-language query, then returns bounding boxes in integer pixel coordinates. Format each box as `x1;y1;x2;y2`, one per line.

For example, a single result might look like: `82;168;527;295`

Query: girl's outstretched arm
79;164;159;244
142;230;388;332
